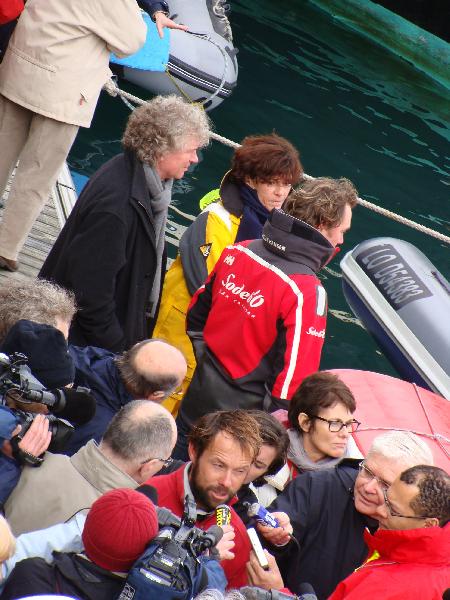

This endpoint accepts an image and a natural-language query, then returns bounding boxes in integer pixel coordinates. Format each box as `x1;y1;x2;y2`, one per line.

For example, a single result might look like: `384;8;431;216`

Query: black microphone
442;590;450;600
51;387;96;425
201;524;224;549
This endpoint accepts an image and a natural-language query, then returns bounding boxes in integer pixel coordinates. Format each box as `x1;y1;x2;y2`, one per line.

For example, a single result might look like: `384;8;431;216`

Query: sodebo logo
221;273;265;308
307;326;325;338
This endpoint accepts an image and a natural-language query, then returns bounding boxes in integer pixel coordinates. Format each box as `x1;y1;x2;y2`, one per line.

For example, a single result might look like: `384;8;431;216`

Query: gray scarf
143;164;173;318
287;428;350;472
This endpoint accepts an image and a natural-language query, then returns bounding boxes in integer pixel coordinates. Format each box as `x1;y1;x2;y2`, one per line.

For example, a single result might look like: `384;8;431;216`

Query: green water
68;0;450;376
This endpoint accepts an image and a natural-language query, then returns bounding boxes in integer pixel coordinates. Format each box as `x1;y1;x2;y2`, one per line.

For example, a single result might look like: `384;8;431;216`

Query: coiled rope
103;79;450;245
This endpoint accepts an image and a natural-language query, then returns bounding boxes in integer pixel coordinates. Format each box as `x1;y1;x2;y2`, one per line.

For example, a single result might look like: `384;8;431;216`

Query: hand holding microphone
215;504;236;561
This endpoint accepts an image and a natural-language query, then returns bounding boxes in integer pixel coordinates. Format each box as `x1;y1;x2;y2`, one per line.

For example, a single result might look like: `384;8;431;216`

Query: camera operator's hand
257;511;292;546
247;549;284;590
215;524;235;560
18;414;51;457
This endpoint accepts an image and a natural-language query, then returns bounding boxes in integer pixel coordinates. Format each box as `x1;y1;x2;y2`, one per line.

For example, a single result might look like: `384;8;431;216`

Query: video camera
0;351;95;452
119;495;225;600
147;496;223;588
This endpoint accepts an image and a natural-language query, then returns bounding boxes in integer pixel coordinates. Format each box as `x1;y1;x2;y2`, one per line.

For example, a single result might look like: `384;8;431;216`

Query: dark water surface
68;0;450;376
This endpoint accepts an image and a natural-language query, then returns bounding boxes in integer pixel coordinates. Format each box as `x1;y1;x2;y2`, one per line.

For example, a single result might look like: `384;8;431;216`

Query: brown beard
189;461;234;512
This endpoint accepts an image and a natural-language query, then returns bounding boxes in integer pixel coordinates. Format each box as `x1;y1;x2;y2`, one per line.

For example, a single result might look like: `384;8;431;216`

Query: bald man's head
115;339;187;401
100;399;177;482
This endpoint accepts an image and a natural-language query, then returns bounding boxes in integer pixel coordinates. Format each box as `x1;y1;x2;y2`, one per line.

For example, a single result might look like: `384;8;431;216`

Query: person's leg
0;111;78;262
0;95;30;201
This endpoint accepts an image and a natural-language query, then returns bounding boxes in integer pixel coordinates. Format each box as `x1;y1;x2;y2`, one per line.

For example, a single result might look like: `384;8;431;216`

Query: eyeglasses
358;460;390;492
310;415;361;433
141;456;174;467
383;488;431;520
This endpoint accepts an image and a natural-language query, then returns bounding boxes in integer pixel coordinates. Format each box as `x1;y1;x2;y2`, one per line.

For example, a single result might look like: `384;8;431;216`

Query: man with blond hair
40;95;211;352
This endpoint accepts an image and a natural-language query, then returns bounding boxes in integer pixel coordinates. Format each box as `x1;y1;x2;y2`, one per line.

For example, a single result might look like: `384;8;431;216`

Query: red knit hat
82;488;158;572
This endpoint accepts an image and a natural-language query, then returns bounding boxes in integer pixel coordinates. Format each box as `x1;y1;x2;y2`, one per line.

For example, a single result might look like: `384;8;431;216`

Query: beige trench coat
0;0;146;127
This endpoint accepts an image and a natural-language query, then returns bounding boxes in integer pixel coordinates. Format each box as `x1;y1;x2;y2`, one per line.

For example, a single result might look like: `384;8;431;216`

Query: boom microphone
51;387;96;425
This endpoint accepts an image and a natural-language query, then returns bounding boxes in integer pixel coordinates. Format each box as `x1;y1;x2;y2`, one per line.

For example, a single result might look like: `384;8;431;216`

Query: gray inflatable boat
113;0;238;110
340;237;450;399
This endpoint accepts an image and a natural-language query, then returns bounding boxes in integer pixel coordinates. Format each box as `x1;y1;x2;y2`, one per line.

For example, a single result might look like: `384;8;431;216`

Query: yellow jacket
154;173;243;416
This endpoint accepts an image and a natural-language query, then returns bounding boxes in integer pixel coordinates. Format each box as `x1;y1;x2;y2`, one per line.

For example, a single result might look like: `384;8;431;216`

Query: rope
102;80;450;245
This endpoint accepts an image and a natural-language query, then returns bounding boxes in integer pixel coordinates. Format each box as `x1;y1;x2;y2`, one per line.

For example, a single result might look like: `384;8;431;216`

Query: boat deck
0;163;77;285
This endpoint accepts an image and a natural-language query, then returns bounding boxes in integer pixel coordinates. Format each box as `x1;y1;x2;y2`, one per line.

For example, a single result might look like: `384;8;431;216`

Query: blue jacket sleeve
0;453;21;505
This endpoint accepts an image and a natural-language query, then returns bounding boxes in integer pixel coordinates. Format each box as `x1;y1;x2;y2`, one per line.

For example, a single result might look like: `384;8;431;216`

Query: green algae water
68;0;450;377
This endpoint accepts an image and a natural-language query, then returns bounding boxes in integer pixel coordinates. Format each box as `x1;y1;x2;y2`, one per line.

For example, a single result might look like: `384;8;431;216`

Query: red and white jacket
180;210;334;423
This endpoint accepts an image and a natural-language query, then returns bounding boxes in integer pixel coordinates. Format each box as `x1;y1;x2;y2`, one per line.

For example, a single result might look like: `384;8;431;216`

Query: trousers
0;95;78;260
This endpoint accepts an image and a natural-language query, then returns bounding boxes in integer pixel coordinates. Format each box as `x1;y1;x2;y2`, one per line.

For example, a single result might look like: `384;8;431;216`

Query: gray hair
367;431;434;468
0;279;76;344
114;339;180;398
122;95;211;165
102;400;174;463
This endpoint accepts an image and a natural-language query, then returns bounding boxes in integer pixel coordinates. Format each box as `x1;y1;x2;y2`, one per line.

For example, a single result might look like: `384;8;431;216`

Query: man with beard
147;410;291;589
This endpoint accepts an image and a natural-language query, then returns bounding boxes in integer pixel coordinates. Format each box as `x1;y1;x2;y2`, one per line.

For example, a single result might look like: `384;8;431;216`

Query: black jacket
268;459;374;600
0;552;125;600
39;151;166;352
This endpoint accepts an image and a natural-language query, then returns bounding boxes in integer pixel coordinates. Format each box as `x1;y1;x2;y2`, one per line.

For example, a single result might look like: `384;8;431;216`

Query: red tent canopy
329;369;450;471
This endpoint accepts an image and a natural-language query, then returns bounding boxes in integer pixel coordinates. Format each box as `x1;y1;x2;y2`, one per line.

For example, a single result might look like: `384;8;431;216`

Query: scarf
143;164;173;318
287;428;349;472
235;183;270;243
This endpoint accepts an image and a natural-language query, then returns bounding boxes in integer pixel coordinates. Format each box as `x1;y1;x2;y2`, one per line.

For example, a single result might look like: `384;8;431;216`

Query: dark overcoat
40;151;165;352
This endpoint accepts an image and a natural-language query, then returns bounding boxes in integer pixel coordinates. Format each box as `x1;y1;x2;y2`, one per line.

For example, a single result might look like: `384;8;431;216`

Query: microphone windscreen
206;524;224;546
52;387;96;425
137;484;159;505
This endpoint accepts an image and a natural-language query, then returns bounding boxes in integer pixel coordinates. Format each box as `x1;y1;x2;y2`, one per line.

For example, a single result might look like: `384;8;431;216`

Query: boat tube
111;0;238;110
329;369;449;470
340;237;450;399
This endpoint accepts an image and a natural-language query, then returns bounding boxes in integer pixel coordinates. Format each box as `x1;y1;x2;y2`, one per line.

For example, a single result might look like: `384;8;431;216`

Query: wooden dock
0;163;77;285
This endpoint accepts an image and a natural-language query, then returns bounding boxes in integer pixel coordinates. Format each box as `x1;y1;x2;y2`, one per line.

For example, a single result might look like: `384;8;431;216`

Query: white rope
103;80;450;245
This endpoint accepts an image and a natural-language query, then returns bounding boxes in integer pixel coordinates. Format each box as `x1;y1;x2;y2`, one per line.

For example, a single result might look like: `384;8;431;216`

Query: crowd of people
0;0;449;599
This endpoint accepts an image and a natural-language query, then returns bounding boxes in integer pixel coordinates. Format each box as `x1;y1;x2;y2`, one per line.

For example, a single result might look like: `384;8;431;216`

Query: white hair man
4;400;177;536
247;430;434;600
39;95;211;352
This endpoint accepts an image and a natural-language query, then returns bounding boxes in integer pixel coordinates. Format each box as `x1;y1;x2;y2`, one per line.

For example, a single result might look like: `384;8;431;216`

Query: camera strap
10;434;44;467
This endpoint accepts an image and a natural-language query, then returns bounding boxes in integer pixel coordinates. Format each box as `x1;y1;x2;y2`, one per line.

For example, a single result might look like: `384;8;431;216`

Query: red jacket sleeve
271;276;327;400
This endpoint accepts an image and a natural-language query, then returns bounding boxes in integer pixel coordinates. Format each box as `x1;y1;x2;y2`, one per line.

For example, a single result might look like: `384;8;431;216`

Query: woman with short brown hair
154;133;302;417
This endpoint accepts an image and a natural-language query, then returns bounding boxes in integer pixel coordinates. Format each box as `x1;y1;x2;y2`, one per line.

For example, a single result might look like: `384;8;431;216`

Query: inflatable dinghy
340;238;450;399
329;369;449;471
111;0;238;110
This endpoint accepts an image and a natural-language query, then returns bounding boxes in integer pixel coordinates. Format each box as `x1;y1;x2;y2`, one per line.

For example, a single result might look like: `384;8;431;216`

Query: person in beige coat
0;0;148;271
4;399;178;536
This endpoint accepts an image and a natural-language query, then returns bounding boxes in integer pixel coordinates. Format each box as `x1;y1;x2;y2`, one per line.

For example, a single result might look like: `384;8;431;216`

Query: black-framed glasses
310;415;361;433
358;460;390;492
141;456;174;467
383;488;431;520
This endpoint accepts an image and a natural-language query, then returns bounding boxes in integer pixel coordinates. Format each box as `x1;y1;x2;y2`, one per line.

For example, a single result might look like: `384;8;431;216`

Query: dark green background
68;0;450;377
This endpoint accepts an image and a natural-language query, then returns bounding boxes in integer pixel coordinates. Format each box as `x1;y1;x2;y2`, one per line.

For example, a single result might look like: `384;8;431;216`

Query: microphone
46;387;96;425
247;503;279;528
215;504;231;527
201;524;224;549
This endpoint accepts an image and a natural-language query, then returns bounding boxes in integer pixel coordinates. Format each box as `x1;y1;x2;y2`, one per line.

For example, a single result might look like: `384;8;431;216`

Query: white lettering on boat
356;244;432;308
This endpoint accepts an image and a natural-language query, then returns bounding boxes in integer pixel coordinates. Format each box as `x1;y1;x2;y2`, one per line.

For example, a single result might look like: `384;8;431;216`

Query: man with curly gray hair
40;95;211;352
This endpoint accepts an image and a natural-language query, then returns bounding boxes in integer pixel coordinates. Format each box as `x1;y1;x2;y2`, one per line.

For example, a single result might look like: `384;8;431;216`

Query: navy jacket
268;459;373;600
64;345;132;455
